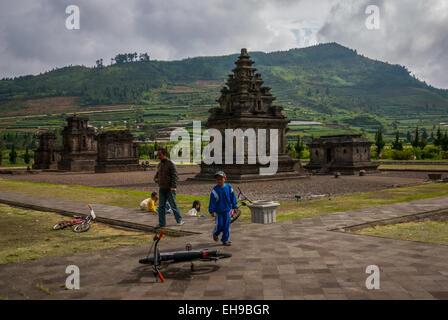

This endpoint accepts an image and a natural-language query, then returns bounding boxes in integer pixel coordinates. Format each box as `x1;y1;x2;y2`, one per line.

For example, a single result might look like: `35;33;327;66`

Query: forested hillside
1;42;447;118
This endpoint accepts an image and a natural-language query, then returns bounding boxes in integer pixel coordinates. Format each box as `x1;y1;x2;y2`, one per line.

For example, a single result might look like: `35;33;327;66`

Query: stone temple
194;48;306;182
33;115;140;173
305;134;379;175
95;130;140;173
32;132;61;170
58;115;98;172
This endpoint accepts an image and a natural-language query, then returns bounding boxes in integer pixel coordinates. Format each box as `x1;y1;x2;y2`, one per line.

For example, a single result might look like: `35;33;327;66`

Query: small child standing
208;171;237;246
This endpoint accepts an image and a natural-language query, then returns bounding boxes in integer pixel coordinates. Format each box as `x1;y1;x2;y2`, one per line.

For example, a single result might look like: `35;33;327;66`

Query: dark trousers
158;188;182;226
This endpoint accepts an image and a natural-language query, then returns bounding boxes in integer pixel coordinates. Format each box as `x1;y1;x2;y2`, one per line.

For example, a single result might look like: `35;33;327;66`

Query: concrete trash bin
248;200;280;224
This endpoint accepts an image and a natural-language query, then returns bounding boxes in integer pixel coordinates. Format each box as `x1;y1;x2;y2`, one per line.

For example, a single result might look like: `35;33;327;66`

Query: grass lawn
353;220;448;245
2;179;448;222
0;178;208;213
0;203;161;264
378;164;448;171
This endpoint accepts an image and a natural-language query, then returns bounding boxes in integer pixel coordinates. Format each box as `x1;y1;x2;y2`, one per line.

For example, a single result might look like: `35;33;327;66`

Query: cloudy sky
1;0;447;88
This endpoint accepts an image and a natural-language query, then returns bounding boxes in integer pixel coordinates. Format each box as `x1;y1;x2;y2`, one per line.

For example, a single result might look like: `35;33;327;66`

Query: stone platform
1;191;448;300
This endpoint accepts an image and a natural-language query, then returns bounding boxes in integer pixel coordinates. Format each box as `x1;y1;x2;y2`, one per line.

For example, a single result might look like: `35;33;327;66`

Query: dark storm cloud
0;0;447;88
0;0;300;78
317;0;448;88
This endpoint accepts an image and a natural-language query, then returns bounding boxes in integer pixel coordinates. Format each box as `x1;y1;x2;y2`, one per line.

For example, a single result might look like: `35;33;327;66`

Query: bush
287;149;298;159
421;145;440;160
390;149;413;160
301;150;310;160
441;151;448;160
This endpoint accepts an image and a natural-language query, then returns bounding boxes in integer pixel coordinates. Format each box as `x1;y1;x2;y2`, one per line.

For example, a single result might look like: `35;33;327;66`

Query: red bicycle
52;204;97;233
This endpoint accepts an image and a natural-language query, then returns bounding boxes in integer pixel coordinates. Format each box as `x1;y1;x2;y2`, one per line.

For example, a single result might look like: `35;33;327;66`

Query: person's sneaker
222;241;232;246
213;233;218;242
156;224;165;229
177;221;184;226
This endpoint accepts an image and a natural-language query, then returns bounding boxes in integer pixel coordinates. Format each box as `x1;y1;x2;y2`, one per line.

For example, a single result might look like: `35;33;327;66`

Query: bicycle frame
139;230;231;282
229;186;253;223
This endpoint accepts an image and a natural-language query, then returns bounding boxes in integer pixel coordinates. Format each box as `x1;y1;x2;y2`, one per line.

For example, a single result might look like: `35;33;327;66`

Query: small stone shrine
95;130;140;173
305;134;379;175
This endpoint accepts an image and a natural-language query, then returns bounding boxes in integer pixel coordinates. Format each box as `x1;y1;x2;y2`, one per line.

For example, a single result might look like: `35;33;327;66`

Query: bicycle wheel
73;222;90;233
53;222;65;230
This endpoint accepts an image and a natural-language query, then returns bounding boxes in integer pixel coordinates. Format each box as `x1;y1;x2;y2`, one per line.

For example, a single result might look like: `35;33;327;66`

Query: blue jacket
208;183;238;214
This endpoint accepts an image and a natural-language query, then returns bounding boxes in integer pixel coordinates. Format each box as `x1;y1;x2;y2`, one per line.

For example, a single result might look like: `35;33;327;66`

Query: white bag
187;208;198;216
140;198;150;210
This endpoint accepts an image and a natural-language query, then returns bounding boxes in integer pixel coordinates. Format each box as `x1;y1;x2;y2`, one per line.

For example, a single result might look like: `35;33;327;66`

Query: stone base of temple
305;162;379;175
58;157;97;172
191;171;309;183
94;162;142;173
190;155;309;182
32;162;59;170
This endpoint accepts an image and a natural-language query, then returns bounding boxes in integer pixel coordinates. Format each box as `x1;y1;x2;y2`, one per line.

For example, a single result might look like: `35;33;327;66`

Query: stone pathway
0;192;448;300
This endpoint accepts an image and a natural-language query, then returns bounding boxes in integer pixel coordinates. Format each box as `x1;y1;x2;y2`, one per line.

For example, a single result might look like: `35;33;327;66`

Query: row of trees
375;126;448;160
0;141;32;165
94;52;151;69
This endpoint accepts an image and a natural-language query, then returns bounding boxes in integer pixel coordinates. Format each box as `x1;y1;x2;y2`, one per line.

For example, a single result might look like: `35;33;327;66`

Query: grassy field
2;179;448;222
0;179;207;213
354;220;448;245
0;203;161;264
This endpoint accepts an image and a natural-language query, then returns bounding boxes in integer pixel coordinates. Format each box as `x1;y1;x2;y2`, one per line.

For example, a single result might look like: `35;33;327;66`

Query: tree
24;147;31;164
9;144;17;164
139;53;150;62
0;138;4;165
421;128;428;142
406;131;412;143
295;135;305;159
442;132;448;151
375;127;385;155
434;127;442;146
391;131;403;151
419;137;427;149
412;127;420;148
95;58;104;69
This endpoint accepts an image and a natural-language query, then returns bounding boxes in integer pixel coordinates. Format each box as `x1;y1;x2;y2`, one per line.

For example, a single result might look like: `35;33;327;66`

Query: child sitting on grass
208;171;237;246
139;192;174;215
147;192;158;213
187;200;201;216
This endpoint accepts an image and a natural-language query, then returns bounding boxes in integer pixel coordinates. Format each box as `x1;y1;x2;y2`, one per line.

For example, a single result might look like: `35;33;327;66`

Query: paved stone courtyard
0;191;448;300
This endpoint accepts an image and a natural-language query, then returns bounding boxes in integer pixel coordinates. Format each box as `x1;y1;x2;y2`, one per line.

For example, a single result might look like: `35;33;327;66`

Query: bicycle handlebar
157;229;165;240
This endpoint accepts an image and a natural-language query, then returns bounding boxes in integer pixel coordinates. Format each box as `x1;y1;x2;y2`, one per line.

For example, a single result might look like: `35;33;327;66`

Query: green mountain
1;42;448;119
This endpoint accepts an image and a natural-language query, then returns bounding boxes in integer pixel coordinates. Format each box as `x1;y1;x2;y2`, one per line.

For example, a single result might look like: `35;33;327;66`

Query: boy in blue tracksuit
208;171;237;246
